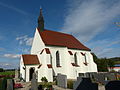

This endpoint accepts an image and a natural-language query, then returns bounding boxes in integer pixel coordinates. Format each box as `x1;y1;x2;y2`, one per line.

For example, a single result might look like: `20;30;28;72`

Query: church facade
20;9;97;82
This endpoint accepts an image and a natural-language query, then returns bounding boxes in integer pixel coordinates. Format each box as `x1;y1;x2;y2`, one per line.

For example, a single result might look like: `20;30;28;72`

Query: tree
96;58;108;72
107;59;115;69
0;68;4;72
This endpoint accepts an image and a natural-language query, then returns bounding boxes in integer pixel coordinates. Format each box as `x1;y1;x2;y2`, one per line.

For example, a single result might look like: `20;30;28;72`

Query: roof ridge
43;29;72;36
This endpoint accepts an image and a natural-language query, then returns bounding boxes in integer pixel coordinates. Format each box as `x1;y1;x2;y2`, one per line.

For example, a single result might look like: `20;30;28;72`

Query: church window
82;53;88;66
74;53;78;65
56;51;60;67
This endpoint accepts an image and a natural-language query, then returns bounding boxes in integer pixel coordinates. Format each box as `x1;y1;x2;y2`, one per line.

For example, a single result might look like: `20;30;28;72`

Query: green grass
115;61;120;64
0;71;15;75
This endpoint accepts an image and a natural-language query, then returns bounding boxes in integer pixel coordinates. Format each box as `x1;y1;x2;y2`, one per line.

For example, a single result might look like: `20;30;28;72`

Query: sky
0;0;120;69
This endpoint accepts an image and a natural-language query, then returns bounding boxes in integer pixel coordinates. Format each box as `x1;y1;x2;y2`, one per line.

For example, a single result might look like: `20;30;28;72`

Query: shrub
38;82;53;89
67;79;74;89
41;77;48;82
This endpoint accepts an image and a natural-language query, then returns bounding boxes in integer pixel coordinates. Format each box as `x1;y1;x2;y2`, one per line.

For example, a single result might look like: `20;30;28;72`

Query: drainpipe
25;65;26;82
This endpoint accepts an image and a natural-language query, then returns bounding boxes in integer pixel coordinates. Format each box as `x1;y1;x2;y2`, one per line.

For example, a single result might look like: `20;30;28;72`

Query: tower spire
38;8;44;31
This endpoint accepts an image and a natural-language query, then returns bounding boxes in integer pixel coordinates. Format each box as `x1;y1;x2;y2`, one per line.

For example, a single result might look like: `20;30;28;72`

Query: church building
20;9;97;82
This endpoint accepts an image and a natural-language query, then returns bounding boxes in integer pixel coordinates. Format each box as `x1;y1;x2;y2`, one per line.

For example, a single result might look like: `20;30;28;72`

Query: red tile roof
22;54;40;65
38;29;90;51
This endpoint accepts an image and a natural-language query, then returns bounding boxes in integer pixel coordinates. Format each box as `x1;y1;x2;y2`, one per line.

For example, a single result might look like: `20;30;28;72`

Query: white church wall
37;65;47;82
31;28;45;54
37;64;53;82
87;53;98;72
46;54;51;64
46;46;69;76
37;51;53;82
66;54;74;79
37;46;98;81
37;51;46;65
24;45;97;82
68;49;97;78
46;68;53;82
37;51;47;82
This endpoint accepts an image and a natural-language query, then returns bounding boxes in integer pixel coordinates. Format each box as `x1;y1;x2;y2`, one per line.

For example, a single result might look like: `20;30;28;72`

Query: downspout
25;65;26;82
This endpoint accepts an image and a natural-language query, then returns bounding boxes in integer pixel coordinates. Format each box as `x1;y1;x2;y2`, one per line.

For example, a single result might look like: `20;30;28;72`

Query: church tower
38;8;44;32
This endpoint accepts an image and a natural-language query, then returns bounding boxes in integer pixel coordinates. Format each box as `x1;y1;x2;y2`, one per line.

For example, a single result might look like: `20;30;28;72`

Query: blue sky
0;0;120;69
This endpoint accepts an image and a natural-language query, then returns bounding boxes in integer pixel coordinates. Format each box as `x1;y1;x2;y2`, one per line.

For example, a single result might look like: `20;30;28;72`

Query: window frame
56;51;61;67
74;52;78;65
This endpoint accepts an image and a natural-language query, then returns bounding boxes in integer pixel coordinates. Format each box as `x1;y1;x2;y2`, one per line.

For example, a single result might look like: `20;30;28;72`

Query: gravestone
105;80;120;90
85;72;95;79
105;73;116;80
73;78;98;90
92;73;105;84
57;73;67;88
79;73;86;77
7;79;14;90
15;69;19;79
73;77;82;90
91;72;118;84
31;72;38;90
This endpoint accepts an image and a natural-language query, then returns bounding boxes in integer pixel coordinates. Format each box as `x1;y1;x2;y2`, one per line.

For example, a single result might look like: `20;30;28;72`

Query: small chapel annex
20;9;97;82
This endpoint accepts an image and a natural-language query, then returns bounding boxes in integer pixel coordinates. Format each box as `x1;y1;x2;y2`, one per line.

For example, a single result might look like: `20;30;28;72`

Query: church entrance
29;68;35;81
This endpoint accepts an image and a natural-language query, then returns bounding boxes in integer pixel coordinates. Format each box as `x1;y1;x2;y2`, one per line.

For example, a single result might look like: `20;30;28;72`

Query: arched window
74;53;77;65
56;51;60;67
84;54;87;63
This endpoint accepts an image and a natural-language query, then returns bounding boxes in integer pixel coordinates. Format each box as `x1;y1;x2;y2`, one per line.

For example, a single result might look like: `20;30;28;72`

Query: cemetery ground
1;69;120;90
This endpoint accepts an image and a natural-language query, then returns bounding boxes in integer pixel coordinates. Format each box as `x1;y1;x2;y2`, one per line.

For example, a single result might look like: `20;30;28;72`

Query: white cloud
62;0;120;42
88;37;120;58
62;0;120;58
0;62;19;69
3;54;20;59
16;35;33;46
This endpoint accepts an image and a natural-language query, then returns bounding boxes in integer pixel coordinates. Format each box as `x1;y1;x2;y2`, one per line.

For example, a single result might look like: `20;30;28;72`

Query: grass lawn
0;71;15;75
115;61;120;64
